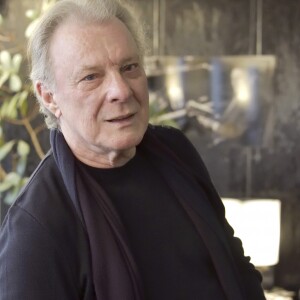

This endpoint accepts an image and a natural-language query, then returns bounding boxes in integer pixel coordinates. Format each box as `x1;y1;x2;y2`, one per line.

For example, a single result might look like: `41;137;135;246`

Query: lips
106;113;135;122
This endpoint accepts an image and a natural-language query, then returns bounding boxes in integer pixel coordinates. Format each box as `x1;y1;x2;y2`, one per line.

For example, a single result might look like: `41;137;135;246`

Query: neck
74;147;136;169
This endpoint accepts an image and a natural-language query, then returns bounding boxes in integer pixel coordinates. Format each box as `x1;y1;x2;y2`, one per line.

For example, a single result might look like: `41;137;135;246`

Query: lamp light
222;198;281;267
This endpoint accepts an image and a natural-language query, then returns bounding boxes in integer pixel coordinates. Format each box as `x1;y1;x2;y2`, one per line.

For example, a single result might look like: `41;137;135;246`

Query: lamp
222;198;281;288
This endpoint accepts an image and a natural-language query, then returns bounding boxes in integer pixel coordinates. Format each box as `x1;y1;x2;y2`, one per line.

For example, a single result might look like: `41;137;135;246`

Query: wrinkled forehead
49;16;137;56
48;17;140;83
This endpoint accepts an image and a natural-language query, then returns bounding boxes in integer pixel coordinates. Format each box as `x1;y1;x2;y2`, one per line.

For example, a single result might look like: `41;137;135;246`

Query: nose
106;71;132;103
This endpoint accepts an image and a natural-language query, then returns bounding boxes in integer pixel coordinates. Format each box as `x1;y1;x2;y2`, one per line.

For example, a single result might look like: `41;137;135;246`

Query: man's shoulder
146;125;199;158
145;125;211;178
0;154;91;299
5;151;75;228
146;124;189;146
1;151;85;253
16;151;66;204
147;124;183;136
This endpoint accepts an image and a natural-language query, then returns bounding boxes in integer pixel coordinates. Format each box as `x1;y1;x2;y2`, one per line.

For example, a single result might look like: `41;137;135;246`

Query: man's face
44;18;149;165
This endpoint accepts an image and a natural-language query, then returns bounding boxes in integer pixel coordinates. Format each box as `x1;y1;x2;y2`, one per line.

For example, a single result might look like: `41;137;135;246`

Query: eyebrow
71;65;103;81
71;55;141;80
120;55;140;64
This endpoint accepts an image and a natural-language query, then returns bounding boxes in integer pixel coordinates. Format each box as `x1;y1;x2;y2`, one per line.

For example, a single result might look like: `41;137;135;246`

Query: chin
114;130;146;151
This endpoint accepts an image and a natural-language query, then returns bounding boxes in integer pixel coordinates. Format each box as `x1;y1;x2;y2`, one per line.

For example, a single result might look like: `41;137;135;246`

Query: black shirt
82;149;226;300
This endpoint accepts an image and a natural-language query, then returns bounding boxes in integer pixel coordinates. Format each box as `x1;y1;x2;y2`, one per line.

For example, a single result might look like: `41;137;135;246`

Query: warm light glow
168;85;183;101
222;198;281;267
236;85;250;104
231;68;251;106
166;74;184;110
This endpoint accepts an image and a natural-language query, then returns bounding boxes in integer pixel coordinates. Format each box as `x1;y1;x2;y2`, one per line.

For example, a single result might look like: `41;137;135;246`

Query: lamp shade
222;198;281;267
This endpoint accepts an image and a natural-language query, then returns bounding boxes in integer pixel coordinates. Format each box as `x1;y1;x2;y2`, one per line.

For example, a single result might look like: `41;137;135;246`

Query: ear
35;81;62;118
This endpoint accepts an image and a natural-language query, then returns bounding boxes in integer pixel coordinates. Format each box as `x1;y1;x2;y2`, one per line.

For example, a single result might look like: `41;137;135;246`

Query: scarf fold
50;128;245;300
50;130;145;300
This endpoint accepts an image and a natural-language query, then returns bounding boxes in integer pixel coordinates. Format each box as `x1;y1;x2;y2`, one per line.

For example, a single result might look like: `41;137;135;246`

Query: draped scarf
50;128;245;300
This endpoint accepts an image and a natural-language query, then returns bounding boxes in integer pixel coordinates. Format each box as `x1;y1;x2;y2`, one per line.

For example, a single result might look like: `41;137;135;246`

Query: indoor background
1;0;300;297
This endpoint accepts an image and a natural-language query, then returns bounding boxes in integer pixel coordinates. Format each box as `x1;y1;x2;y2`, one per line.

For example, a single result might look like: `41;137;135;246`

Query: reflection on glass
145;55;276;147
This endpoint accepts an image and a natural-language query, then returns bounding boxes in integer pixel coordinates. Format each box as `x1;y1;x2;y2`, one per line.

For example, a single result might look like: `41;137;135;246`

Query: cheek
136;78;149;105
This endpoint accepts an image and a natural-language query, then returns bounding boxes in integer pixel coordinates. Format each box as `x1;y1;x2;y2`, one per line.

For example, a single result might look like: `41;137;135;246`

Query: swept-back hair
28;0;147;129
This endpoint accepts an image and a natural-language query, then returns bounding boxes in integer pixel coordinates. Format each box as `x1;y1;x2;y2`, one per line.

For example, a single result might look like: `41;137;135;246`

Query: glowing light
166;78;184;110
236;84;250;104
222;198;281;267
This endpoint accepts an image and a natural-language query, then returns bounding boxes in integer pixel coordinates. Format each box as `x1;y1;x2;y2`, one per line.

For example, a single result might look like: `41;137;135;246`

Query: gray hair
28;0;147;129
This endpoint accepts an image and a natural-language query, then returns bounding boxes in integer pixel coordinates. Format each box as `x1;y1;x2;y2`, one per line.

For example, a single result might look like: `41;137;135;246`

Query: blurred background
0;0;300;298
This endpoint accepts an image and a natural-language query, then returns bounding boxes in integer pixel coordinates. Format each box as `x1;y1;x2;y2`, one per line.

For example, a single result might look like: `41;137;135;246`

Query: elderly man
0;0;266;299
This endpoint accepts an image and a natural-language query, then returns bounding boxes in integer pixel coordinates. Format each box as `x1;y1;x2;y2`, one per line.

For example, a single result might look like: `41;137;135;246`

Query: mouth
106;113;135;123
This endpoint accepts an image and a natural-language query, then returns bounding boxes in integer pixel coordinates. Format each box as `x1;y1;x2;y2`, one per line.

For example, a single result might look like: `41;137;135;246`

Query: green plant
0;1;57;204
148;91;179;128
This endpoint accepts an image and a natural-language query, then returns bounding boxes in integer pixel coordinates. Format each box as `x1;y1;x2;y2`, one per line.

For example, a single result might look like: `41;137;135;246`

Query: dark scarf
50;128;245;300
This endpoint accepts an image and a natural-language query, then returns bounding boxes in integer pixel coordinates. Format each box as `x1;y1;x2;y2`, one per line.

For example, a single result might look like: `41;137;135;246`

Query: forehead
49;17;139;72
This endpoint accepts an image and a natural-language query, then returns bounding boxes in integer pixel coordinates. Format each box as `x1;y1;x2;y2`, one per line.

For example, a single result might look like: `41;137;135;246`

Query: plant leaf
3;187;20;205
16;156;27;176
5;93;19;118
18;90;29;105
0;71;10;87
0;51;11;69
2;176;28;205
0;140;15;161
0;180;15;193
0;172;20;192
19;98;28;117
20;177;29;188
18;90;29;116
9;74;22;92
0;99;9;118
12;54;22;73
17;140;30;157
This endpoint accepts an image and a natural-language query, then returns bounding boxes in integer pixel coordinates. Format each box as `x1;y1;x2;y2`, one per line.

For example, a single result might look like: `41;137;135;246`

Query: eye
82;74;97;81
121;63;139;73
